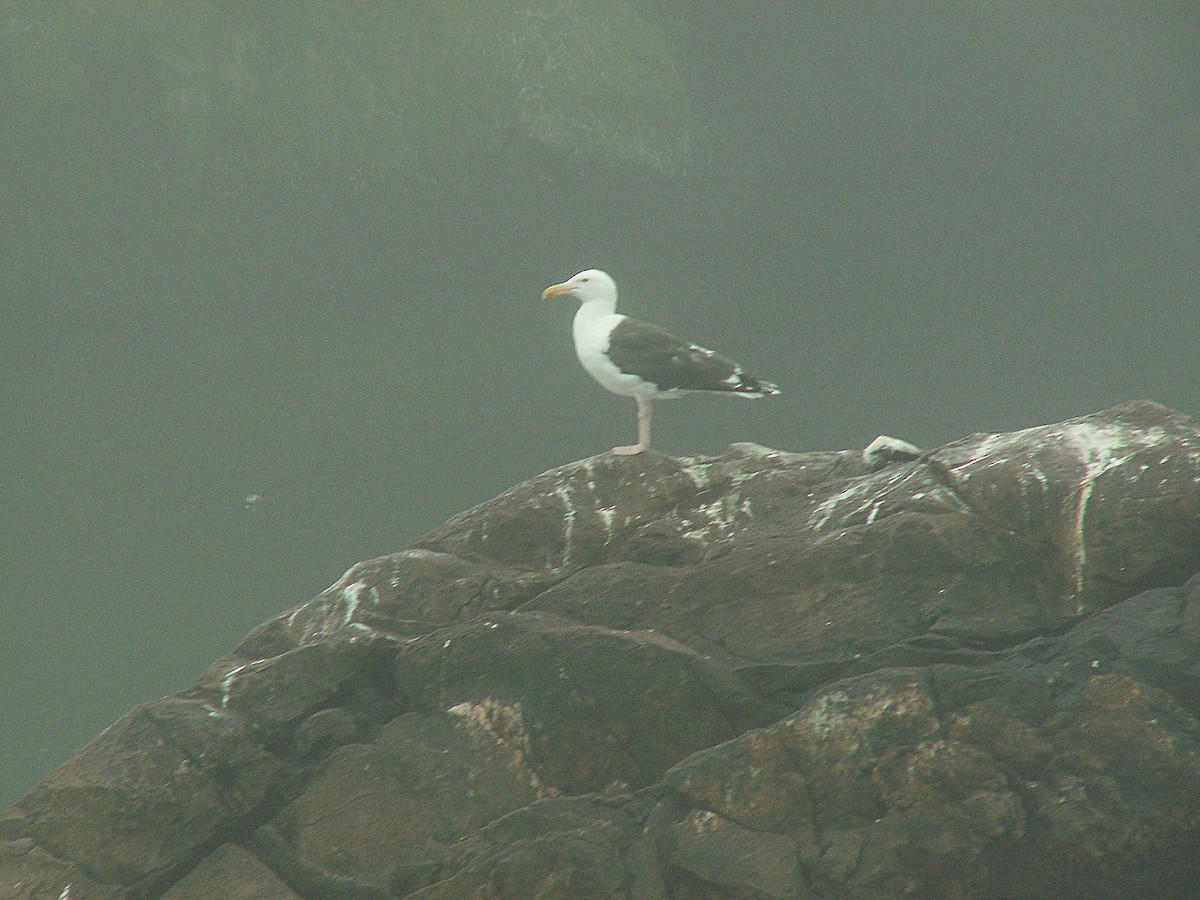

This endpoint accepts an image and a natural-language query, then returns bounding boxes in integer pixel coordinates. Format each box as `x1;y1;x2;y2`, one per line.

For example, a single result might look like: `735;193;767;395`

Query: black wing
606;317;778;395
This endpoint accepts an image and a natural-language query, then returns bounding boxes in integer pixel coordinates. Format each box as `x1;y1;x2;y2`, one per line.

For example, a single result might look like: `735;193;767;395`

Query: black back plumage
605;317;780;396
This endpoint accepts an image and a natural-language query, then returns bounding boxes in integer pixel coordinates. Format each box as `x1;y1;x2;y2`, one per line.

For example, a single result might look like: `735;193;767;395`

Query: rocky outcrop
3;401;1200;898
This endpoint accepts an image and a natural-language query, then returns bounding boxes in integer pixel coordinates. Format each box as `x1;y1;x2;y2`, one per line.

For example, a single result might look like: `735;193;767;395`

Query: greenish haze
3;2;1199;807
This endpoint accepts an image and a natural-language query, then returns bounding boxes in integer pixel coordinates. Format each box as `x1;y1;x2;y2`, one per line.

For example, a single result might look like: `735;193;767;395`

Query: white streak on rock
402;548;441;560
580;458;597;493
810;468;909;531
219;663;247;709
1061;424;1144;608
341;581;366;626
219;657;269;708
553;484;576;566
679;462;713;490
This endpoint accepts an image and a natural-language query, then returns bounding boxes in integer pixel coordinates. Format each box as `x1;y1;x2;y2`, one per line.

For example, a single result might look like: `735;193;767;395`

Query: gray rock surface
3;401;1200;898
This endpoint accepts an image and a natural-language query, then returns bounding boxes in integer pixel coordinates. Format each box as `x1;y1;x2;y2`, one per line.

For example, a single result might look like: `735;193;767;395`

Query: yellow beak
542;282;573;300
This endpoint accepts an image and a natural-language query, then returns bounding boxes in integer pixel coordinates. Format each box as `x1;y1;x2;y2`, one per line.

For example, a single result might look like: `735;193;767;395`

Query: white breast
572;307;646;398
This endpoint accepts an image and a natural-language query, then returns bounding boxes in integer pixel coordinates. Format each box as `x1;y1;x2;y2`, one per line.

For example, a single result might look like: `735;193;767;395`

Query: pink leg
612;397;652;455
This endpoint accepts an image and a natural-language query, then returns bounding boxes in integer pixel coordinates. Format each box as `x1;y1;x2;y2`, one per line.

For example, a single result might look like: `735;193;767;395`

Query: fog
2;1;1198;806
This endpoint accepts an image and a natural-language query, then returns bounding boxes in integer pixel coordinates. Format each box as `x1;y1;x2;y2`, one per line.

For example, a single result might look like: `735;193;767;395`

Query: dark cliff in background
3;401;1200;897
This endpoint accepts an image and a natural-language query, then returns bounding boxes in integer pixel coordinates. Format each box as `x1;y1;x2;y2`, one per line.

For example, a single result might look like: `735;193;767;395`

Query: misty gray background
3;2;1198;807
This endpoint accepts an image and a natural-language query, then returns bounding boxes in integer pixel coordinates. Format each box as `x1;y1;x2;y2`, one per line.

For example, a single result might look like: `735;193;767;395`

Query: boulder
3;401;1199;897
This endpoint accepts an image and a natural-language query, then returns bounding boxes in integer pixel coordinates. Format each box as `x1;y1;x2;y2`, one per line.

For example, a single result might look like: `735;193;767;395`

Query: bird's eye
580;277;590;282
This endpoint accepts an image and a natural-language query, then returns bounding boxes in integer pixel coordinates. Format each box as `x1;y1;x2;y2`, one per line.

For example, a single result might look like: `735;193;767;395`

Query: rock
404;796;664;900
2;401;1199;897
0;697;284;895
162;843;299;900
249;709;547;896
